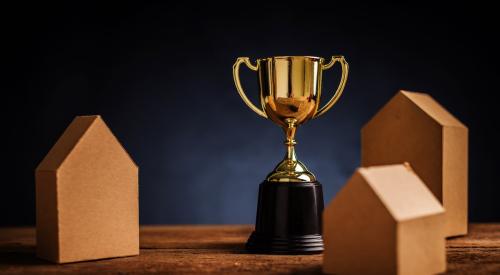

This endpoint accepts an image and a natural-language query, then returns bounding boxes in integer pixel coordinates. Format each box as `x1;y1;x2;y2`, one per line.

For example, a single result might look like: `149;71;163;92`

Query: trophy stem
265;118;316;182
284;118;298;164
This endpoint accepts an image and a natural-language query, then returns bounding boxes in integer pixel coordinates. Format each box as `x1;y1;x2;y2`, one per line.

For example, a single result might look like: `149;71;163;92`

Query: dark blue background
2;2;498;225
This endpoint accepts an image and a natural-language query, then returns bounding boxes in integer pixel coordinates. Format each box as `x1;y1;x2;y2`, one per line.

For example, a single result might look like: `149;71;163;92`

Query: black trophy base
246;181;324;254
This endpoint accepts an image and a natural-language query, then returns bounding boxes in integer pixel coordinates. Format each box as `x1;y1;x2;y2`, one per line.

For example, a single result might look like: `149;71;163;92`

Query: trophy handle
233;57;268;118
313;56;349;118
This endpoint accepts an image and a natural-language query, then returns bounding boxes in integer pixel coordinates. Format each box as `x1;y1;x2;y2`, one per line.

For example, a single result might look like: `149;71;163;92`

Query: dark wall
2;2;498;225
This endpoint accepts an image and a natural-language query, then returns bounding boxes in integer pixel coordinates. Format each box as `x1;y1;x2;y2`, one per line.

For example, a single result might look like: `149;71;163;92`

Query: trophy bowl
233;55;348;254
259;56;323;127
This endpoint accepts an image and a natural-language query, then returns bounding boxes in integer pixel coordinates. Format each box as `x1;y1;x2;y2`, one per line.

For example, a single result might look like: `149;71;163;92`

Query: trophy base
246;181;324;254
246;232;323;254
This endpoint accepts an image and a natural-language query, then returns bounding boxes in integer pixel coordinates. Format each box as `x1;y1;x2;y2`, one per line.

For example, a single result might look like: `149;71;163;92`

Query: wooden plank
0;224;498;274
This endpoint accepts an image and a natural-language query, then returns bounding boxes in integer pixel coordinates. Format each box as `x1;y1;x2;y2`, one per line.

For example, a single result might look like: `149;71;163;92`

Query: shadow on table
226;245;323;274
0;245;49;266
140;242;247;250
290;266;322;274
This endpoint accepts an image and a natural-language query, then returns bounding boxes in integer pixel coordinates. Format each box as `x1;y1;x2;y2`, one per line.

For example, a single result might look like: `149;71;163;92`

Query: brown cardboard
36;115;139;263
361;90;468;237
323;164;446;275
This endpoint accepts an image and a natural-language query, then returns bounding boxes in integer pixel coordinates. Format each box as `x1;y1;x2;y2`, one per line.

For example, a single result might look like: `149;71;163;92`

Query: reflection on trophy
233;56;349;253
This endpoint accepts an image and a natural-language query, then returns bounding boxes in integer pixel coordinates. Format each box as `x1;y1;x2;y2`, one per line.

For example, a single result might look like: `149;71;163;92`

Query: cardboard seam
398;211;445;223
54;170;61;263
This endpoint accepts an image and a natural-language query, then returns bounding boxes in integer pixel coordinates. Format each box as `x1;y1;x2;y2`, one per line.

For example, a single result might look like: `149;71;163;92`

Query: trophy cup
233;56;349;253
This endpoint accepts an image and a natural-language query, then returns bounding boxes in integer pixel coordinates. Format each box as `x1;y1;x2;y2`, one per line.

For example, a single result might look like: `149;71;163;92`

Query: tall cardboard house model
361;90;468;237
35;115;139;263
323;164;446;275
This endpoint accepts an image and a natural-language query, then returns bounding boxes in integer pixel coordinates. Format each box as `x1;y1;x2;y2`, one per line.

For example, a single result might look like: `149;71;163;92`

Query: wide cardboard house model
361;90;468;237
323;164;446;275
36;115;139;263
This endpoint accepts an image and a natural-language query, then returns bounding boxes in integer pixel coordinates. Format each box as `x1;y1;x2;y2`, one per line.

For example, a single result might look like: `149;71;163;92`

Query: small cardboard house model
323;164;446;275
361;90;468;237
36;115;139;263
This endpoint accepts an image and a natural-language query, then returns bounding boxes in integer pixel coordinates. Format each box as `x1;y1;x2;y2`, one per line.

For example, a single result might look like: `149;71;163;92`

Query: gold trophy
233;56;348;253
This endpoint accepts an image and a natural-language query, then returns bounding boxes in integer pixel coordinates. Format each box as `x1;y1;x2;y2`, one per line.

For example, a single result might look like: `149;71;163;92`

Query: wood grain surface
0;224;498;274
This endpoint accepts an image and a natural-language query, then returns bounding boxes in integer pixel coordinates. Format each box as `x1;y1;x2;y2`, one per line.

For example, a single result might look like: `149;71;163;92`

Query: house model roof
398;90;465;127
36;115;137;172
364;91;466;130
358;164;444;221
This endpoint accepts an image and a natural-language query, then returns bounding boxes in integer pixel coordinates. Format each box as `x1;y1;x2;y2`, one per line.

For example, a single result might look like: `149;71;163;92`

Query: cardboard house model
323;164;446;275
361;90;468;237
36;115;139;263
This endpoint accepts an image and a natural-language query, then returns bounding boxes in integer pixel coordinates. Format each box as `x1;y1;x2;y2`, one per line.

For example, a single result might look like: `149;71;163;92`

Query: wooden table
0;224;499;274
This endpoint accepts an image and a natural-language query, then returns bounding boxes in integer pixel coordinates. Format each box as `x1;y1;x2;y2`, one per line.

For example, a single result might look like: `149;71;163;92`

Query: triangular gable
36;115;137;172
